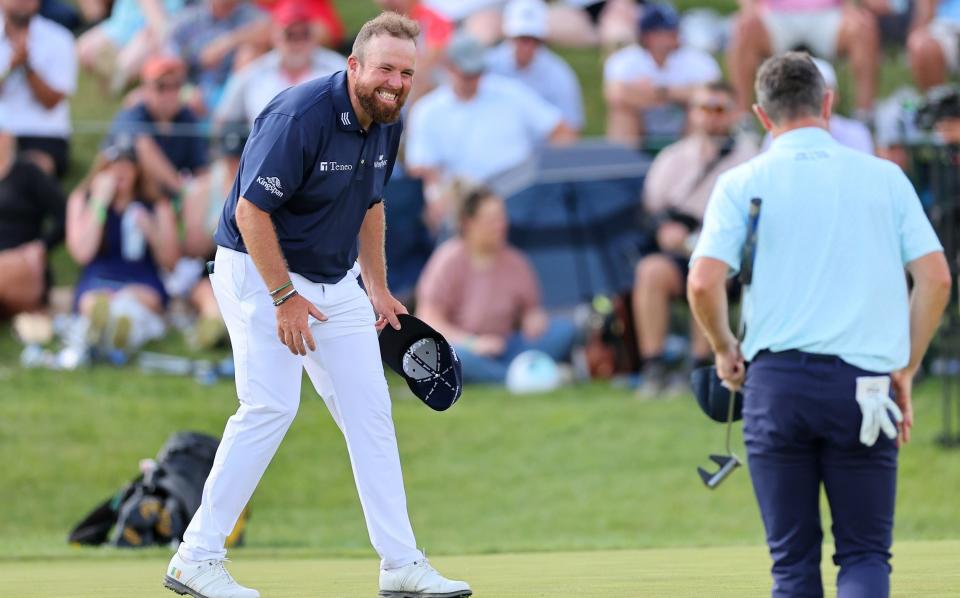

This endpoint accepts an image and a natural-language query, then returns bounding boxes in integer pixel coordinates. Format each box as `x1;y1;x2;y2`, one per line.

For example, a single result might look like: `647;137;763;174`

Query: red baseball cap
272;0;316;27
141;55;185;82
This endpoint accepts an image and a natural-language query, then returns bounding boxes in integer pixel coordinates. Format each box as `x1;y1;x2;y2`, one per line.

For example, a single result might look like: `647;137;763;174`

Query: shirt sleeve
35;26;77;95
373;121;403;207
514;251;541;311
507;81;562;140
237;113;308;212
404;99;442;170
557;62;585;130
415;242;460;315
684;50;721;85
689;172;748;273
894;168;943;264
603;49;640;82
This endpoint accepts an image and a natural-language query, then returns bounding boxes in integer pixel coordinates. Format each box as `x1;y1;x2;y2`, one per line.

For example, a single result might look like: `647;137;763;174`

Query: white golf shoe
379;559;472;597
163;552;260;598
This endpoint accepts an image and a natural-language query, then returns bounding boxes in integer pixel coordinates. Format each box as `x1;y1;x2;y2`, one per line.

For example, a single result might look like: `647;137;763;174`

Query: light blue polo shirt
691;127;943;373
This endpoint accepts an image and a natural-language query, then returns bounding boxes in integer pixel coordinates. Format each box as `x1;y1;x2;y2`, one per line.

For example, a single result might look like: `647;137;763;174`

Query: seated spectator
180;126;246;348
167;0;267;112
632;82;758;399
375;0;454;105
406;30;576;232
0;127;65;317
726;0;879;120
487;0;585;132
215;2;346;127
66;142;179;352
761;58;874;153
106;55;209;200
416;186;577;384
0;0;77;177
603;4;721;150
77;0;183;96
907;0;960;92
546;0;639;50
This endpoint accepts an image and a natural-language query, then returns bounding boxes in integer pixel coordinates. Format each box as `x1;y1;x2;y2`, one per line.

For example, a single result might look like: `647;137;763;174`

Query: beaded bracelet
269;280;293;297
273;288;298;307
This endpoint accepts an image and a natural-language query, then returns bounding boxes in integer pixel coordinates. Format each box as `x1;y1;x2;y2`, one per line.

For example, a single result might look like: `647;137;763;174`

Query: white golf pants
179;247;422;569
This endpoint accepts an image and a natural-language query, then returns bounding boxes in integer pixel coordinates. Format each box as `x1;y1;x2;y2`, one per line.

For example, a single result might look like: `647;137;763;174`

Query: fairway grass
2;540;957;597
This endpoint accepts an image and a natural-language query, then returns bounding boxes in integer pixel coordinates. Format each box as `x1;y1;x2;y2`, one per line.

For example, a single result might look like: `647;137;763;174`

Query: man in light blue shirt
688;52;951;598
486;0;585;131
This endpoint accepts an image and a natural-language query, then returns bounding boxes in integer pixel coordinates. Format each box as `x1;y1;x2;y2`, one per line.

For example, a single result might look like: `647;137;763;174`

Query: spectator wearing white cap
603;4;721;149
487;0;585;131
761;57;874;154
406;30;577;233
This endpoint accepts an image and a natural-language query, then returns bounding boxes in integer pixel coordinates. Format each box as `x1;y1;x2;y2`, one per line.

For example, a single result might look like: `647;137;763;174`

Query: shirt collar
331;70;362;132
769;126;835;150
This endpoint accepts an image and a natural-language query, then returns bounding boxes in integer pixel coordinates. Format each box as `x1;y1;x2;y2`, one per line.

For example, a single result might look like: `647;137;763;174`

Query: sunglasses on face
152;80;183;93
284;27;311;42
695;103;730;115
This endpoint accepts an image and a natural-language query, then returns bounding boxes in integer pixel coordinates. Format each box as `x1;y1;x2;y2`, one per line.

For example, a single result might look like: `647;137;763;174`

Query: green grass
2;310;959;560
2;542;958;597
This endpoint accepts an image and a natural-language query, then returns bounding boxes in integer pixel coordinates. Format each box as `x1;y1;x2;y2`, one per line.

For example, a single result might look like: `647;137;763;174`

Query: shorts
16;136;70;178
929;18;960;73
762;7;843;59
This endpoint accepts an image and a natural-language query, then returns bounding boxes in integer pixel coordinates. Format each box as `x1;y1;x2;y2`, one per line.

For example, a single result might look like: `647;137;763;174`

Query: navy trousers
743;350;898;598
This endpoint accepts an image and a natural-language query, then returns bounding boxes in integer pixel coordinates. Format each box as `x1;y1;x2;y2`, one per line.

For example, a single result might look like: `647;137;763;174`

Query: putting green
3;540;957;597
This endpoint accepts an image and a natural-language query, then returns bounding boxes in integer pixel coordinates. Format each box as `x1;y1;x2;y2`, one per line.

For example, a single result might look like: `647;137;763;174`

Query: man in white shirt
486;0;585;131
603;3;721;149
215;2;346;127
405;30;576;232
0;0;77;177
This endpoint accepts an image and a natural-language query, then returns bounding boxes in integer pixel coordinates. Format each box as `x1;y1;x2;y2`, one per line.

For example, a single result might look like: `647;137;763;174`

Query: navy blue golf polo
214;70;402;283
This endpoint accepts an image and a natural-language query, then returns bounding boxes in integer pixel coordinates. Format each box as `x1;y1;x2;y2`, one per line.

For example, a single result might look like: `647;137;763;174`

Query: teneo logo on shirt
257;176;284;197
319;161;353;172
374;154;388;169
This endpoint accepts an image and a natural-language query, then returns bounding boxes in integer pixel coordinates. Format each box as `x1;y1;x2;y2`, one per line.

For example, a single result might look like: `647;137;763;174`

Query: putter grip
739;198;762;286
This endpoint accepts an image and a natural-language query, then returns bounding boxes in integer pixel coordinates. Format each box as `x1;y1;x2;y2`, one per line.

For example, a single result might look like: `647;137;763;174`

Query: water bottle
121;204;146;261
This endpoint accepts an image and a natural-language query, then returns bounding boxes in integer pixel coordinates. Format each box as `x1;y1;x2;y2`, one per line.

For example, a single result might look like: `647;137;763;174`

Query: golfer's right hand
275;293;327;355
715;342;745;391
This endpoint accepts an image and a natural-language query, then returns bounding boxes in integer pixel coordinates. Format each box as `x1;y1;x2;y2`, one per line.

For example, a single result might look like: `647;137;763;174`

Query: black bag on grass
68;431;248;548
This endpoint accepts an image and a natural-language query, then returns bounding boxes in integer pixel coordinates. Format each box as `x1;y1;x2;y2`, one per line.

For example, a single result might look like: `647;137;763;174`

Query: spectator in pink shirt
727;0;879;120
416;186;577;384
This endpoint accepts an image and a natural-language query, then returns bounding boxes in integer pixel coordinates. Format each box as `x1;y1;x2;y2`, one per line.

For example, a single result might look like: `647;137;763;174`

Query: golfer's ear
753;104;773;132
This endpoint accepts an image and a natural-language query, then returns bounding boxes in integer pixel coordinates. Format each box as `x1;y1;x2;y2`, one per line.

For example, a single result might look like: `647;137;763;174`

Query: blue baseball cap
379;314;464;411
690;366;743;423
639;4;680;34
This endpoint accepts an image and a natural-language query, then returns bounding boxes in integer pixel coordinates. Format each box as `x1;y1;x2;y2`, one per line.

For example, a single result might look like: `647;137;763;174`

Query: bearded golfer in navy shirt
163;13;472;598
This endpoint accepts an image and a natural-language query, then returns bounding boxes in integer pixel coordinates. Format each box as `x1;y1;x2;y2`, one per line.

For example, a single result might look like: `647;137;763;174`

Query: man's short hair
352;11;420;61
755;52;826;124
704;80;735;97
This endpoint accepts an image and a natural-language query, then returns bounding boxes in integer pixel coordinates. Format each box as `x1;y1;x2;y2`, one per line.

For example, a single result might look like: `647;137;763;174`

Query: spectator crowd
0;0;951;396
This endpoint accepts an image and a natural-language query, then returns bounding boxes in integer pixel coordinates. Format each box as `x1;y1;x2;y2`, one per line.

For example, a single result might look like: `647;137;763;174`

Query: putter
698;197;761;489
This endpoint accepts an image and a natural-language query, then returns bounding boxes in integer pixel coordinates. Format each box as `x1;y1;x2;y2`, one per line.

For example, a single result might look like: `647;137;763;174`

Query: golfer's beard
357;85;404;124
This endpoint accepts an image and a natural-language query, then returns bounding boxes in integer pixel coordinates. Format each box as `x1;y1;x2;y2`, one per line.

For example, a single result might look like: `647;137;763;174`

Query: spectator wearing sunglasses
105;55;210;200
632;81;758;399
215;0;346;128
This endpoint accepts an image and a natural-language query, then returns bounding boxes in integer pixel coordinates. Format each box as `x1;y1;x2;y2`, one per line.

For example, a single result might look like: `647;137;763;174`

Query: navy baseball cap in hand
379;314;463;411
690;366;743;423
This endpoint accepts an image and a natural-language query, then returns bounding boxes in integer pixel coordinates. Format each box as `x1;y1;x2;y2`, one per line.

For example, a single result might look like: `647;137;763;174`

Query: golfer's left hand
370;288;407;331
715;340;745;391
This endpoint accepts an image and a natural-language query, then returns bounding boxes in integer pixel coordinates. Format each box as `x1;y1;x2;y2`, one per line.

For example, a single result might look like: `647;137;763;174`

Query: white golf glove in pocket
855;376;902;447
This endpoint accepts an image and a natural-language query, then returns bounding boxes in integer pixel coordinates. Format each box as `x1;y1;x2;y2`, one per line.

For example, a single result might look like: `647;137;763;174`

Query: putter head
697;453;742;489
